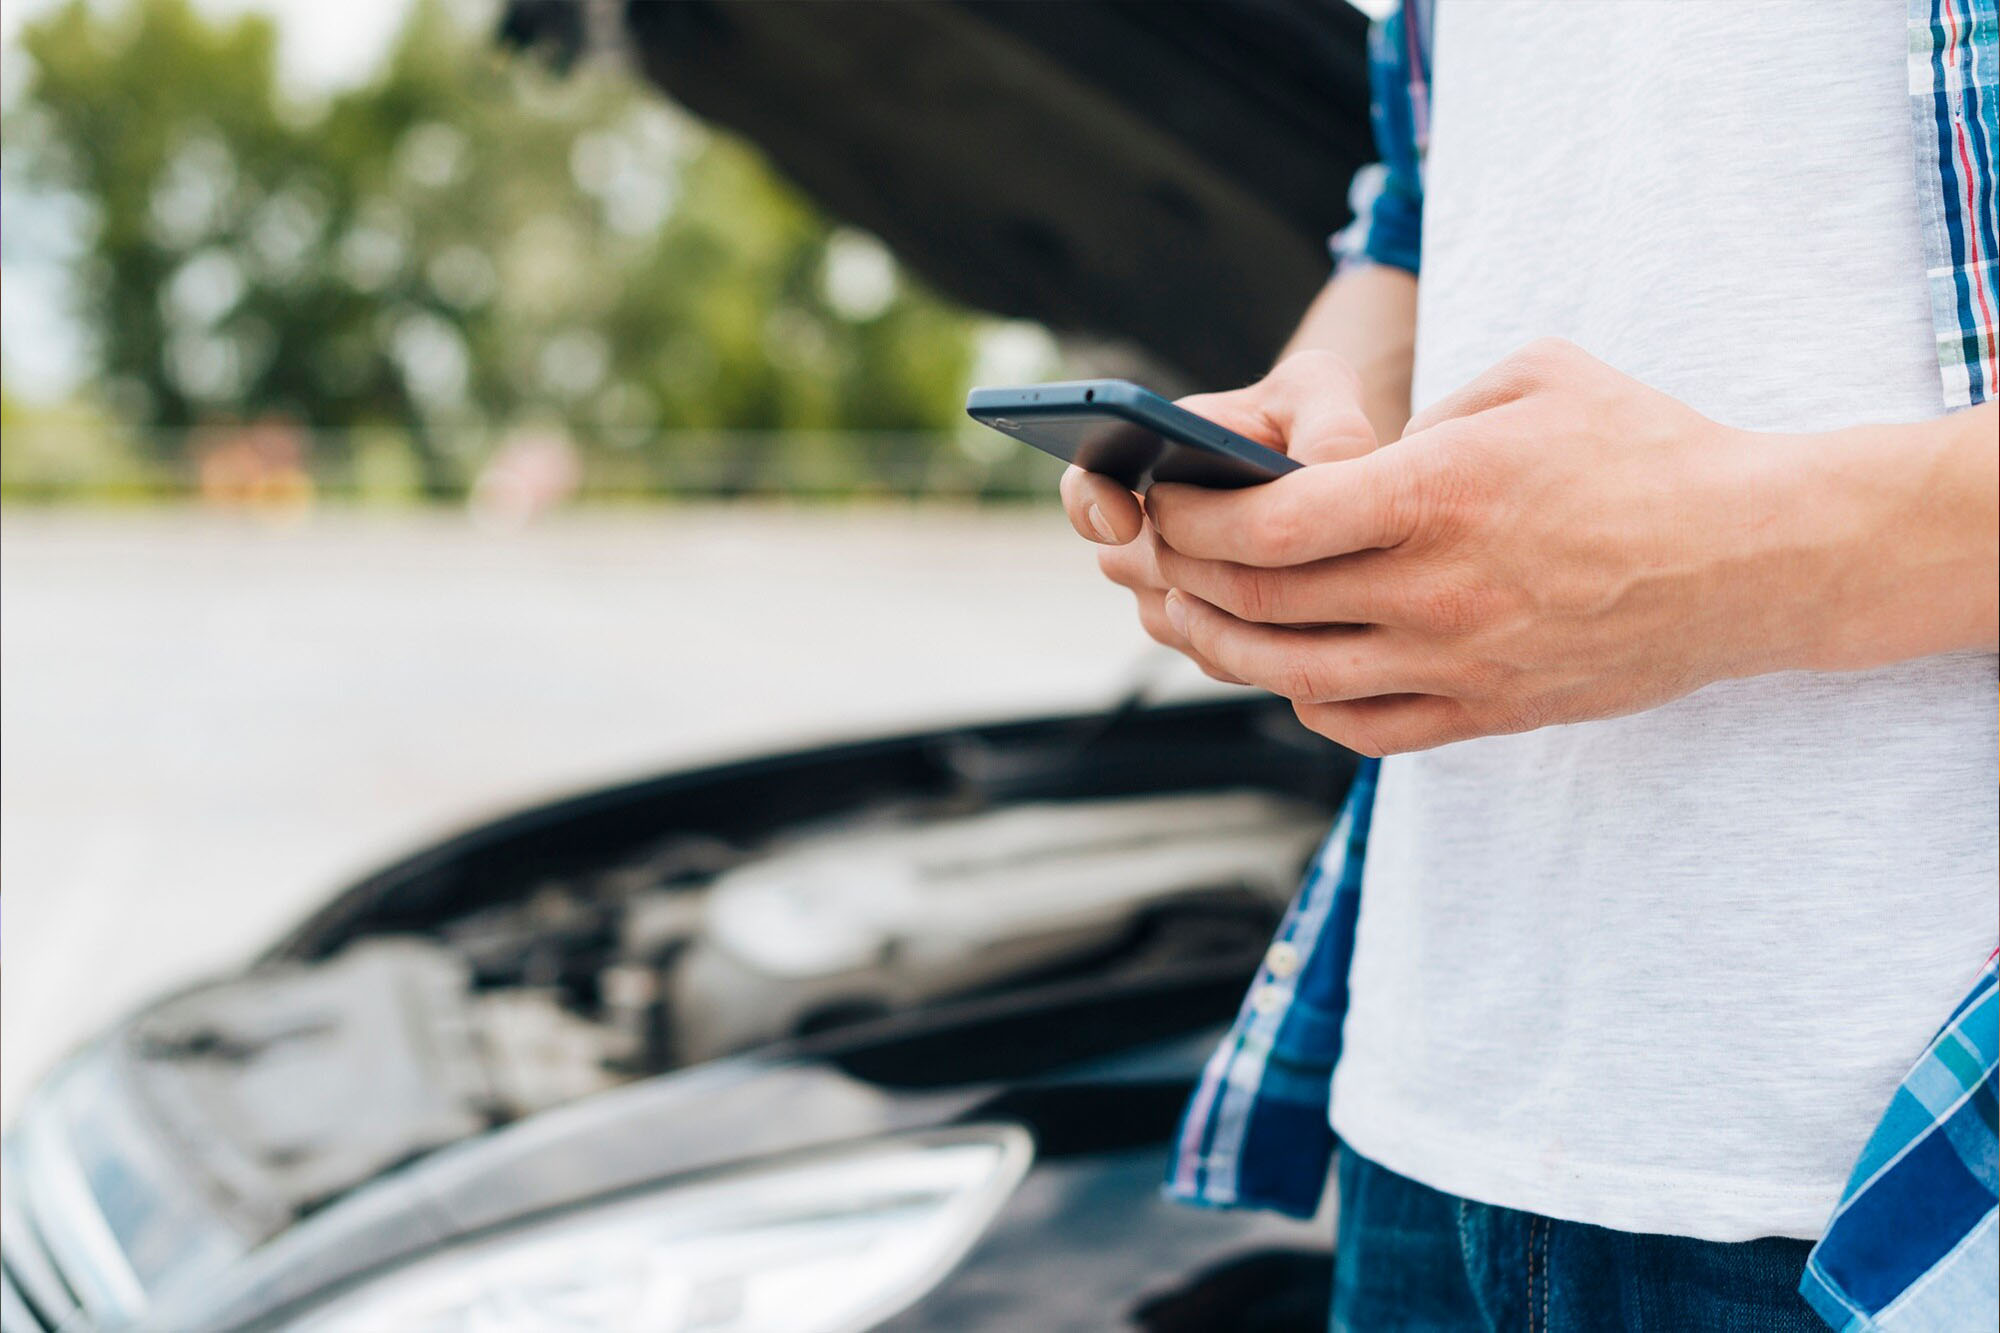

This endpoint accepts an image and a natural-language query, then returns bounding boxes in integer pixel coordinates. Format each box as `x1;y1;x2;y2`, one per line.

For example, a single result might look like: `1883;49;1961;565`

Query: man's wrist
1755;407;1999;675
1281;264;1417;444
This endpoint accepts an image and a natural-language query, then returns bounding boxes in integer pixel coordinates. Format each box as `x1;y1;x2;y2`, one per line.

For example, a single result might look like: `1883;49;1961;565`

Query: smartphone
965;379;1300;492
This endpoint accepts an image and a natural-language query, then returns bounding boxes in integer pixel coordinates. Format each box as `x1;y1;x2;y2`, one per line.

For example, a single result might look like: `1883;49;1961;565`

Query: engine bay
116;718;1340;1235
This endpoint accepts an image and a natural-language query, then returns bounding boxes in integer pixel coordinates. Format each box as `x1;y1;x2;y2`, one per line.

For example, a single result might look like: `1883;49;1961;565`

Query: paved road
1;506;1215;1120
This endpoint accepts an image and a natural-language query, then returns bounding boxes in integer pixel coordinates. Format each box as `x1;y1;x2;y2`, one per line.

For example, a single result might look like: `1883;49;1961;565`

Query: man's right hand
1059;349;1380;681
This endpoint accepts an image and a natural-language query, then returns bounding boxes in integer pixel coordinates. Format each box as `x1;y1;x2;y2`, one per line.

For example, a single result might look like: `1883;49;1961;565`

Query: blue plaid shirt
1168;5;2000;1331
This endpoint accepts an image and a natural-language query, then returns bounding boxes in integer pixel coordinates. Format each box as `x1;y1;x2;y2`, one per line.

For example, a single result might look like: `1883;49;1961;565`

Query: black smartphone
965;379;1300;492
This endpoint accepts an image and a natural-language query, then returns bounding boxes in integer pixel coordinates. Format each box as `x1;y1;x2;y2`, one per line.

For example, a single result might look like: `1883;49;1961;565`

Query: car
3;696;1358;1331
5;5;1378;1327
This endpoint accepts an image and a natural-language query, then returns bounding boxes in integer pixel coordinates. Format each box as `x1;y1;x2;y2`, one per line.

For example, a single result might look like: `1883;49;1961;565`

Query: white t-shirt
1328;0;2000;1243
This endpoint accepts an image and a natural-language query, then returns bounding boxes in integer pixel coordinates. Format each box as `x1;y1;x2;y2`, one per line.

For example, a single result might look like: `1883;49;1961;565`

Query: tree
5;0;998;496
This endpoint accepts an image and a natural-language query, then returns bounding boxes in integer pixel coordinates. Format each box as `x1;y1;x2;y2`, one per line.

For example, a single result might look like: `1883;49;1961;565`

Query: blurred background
0;0;1106;1120
1;0;1079;505
0;3;1393;1326
1;0;1379;1125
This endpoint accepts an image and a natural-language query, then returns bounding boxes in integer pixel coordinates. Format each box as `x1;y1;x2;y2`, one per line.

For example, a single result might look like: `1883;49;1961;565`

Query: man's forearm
1280;264;1994;672
1135;337;1996;754
1280;263;1418;444
1785;401;2000;672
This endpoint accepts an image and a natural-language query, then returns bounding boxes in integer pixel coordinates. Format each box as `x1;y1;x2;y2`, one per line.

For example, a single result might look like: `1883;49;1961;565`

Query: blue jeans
1331;1148;1824;1332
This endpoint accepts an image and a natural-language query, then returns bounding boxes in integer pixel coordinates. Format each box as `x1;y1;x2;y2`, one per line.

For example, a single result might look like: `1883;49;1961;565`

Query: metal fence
0;425;1067;504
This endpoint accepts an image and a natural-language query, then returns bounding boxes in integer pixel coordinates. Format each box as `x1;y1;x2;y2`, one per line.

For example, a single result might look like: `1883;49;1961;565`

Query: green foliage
0;387;156;498
5;0;1004;496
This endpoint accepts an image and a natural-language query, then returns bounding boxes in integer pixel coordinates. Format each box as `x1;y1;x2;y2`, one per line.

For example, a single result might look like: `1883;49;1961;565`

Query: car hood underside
502;0;1376;387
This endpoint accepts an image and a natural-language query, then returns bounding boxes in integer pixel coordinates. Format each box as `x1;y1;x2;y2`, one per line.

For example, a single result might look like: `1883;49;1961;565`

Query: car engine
116;788;1329;1221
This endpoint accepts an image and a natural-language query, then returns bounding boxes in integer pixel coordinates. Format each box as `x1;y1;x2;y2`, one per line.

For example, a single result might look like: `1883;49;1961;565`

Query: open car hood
503;0;1375;386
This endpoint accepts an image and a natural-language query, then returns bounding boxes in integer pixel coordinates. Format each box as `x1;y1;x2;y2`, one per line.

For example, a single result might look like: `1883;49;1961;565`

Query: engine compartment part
668;791;1325;1062
126;941;499;1216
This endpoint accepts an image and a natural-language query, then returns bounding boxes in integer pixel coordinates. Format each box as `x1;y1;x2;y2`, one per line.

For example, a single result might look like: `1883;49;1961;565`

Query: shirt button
1265;941;1301;978
1251;985;1286;1014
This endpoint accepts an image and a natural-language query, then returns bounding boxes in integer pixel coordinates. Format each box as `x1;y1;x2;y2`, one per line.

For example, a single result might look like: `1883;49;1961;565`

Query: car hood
503;0;1376;386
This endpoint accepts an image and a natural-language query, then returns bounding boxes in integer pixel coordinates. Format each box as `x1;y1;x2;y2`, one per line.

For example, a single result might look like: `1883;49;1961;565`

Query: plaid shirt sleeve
1800;956;1999;1332
1908;0;2000;409
1164;758;1379;1217
1327;1;1429;276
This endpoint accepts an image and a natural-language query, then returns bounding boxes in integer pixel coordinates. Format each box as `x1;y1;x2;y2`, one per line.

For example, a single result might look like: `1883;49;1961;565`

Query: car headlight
3;1045;248;1330
287;1125;1032;1333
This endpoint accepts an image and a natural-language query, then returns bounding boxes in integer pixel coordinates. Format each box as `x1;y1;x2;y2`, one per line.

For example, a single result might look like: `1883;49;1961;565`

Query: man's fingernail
1164;590;1188;636
1087;503;1117;543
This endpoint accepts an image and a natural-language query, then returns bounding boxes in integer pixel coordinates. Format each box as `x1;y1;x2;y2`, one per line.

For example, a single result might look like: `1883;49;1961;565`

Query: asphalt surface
1;505;1213;1121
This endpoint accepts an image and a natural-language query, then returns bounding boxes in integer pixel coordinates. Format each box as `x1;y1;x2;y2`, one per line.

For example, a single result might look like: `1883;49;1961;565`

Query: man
1060;3;1998;1329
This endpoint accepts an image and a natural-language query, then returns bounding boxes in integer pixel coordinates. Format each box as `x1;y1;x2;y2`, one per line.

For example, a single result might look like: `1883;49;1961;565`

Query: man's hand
1059;351;1378;680
1137;338;1998;756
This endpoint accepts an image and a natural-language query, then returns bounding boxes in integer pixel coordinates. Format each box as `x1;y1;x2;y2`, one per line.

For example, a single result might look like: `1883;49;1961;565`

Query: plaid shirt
1169;4;2000;1331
